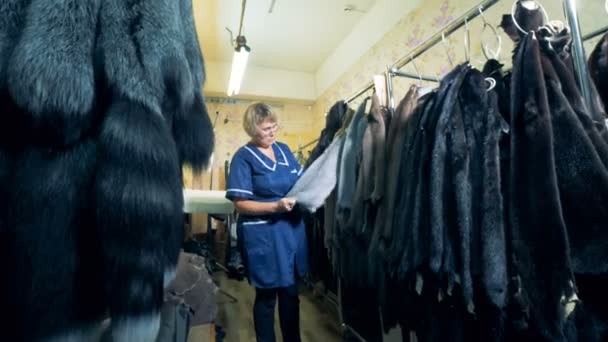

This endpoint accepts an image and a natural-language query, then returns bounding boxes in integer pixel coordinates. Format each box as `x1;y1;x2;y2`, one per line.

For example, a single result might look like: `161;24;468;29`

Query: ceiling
193;0;377;72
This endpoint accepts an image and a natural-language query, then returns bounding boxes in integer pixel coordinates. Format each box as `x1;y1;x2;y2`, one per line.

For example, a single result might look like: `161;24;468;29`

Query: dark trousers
253;283;301;342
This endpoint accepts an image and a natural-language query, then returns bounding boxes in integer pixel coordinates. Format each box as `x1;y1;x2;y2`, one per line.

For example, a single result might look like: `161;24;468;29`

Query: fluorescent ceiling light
227;36;250;96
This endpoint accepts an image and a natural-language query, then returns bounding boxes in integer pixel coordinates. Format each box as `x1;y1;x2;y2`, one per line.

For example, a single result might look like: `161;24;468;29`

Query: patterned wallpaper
311;0;604;129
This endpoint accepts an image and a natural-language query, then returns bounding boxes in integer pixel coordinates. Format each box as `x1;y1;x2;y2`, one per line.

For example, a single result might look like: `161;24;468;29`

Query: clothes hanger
441;32;455;68
464;17;472;63
479;6;502;61
411;59;424;87
485;77;497;91
510;0;550;35
463;14;496;92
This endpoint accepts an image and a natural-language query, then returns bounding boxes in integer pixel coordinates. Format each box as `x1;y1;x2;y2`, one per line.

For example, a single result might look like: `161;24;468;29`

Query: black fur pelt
588;34;608;114
540;51;608;275
0;0;214;340
508;34;574;341
305;100;347;168
479;90;509;311
8;141;102;341
428;65;468;288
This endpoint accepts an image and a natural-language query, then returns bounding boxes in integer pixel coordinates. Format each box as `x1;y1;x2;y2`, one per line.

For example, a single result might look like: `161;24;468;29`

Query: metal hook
510;0;550;35
478;6;502;60
464;17;471;62
441;32;455;67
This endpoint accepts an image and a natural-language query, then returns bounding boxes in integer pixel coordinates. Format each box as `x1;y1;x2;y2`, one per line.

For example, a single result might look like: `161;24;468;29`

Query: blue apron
226;142;308;288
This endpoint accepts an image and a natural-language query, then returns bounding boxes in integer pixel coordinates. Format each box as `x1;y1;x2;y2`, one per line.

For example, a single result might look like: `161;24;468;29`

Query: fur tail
95;97;184;342
172;92;214;171
162;57;215;171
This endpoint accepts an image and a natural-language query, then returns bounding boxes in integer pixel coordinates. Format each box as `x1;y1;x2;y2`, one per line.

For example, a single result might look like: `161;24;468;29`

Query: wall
204;60;317;101
311;0;602;129
314;0;423;97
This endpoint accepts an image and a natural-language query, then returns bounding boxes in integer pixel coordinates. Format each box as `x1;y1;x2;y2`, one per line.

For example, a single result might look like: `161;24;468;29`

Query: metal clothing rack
330;1;598;340
563;0;594;113
336;1;503;341
583;25;608;42
345;0;500;107
386;68;441;110
296;138;320;152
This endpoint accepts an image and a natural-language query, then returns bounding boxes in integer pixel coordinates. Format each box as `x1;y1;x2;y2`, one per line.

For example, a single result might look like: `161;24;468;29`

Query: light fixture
227;0;250;96
227;35;250;96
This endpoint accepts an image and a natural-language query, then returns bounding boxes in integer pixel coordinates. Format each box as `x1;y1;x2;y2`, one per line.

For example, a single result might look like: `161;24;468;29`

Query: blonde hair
243;102;278;137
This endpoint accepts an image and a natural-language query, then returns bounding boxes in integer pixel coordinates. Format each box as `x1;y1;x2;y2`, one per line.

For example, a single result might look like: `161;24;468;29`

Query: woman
225;102;308;342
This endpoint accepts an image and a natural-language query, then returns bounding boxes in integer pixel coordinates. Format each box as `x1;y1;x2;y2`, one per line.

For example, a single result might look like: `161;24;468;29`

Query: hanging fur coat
0;0;214;341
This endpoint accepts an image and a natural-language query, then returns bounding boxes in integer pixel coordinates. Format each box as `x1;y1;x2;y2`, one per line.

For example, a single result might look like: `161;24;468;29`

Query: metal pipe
386;68;395;110
385;68;439;110
298;138;320;151
346;85;373;104
563;0;594;111
336;278;367;342
391;69;441;83
583;25;608;42
342;323;368;342
341;0;500;106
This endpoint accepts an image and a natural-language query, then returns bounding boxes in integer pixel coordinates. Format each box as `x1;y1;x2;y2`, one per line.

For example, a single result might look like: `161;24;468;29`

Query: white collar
243;143;289;171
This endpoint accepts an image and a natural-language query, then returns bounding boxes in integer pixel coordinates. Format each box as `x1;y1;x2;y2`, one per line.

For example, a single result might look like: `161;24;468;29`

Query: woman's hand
275;198;296;212
233;198;297;215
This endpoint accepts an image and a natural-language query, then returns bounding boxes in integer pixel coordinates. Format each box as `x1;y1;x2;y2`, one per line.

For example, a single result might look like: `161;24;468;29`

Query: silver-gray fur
0;0;214;340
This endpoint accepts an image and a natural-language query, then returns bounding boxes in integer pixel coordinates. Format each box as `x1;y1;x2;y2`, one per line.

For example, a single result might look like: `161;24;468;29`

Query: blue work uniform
226;142;309;289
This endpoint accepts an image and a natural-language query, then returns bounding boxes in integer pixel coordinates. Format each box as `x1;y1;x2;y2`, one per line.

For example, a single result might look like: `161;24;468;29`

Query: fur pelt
428;65;467;281
386;91;426;269
0;0;29;89
539;47;608;275
508;34;574;341
479;90;509;310
98;0;214;169
305;100;347;168
447;69;475;312
589;35;608;115
0;0;214;340
368;86;419;273
335;99;369;231
7;0;100;147
94;96;184;341
401;89;436;275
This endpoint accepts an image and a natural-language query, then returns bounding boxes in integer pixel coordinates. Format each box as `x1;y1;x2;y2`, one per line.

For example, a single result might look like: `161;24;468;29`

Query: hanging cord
238;0;247;37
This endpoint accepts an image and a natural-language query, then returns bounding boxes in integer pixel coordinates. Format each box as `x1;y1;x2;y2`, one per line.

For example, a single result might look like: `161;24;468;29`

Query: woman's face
253;119;278;147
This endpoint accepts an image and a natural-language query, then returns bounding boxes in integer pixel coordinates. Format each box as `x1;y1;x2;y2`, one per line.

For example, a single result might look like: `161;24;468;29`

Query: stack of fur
0;0;214;341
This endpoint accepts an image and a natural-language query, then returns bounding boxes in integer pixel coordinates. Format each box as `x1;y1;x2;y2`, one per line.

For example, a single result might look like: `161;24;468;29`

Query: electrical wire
238;0;247;37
